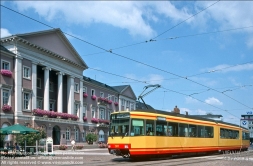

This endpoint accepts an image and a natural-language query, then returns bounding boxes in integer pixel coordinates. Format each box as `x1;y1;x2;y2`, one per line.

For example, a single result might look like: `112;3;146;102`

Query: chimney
185;111;188;116
173;106;180;114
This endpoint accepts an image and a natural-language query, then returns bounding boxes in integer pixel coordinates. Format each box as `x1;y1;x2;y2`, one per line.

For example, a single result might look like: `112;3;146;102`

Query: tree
0;134;5;147
85;133;97;144
15;127;46;147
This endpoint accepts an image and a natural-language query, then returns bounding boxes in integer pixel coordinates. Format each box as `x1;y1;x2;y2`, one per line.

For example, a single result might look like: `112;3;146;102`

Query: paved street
1;145;253;166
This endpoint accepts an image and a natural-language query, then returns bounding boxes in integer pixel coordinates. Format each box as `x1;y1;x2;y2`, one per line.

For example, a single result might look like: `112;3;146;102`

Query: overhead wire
1;4;252;113
1;42;243;119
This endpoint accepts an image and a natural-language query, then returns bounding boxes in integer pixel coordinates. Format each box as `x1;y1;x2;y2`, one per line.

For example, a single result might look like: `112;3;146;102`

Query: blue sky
1;1;253;125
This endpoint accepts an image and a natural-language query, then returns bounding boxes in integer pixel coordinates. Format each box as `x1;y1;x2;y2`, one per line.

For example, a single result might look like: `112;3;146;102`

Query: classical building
0;28;136;145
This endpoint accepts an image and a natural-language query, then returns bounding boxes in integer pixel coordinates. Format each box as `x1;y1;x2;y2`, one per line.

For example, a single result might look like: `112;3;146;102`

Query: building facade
241;113;253;143
0;29;136;145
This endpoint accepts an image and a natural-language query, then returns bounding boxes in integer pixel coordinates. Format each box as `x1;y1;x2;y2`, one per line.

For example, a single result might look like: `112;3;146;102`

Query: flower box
107;100;112;104
83;117;87;121
114;102;118;106
58;145;68;150
91;118;99;123
91;95;97;100
83;93;88;98
0;69;12;77
2;104;12;112
98;119;110;124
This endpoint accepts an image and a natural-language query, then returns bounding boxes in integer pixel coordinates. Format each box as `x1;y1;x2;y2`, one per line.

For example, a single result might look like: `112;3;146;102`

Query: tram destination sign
157;116;166;121
111;113;130;119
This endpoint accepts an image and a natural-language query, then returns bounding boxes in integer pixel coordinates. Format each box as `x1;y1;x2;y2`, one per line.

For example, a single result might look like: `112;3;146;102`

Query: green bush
85;133;97;144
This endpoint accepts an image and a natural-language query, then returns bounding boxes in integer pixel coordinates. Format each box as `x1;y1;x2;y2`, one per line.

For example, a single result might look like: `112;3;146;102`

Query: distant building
135;101;155;110
241;113;253;143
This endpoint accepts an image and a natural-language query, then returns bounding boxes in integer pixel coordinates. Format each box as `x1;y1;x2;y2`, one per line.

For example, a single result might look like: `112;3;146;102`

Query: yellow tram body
108;110;250;158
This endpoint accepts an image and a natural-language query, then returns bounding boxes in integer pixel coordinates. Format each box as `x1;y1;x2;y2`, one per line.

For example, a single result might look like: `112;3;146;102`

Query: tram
107;109;250;158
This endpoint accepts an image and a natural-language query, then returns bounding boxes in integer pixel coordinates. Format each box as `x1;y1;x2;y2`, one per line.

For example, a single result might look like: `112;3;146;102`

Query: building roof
0;45;15;55
135;101;155;110
1;28;88;70
112;85;129;93
83;76;118;93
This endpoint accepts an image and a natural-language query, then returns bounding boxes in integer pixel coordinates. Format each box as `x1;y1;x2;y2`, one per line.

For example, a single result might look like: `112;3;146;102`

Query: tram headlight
108;145;111;148
124;145;129;149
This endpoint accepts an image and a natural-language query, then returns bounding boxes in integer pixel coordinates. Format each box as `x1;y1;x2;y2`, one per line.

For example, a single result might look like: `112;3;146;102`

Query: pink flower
114;102;118;106
83;93;88;98
91;95;96;100
83;117;87;121
91;118;99;123
0;69;12;77
2;104;12;111
107;100;112;104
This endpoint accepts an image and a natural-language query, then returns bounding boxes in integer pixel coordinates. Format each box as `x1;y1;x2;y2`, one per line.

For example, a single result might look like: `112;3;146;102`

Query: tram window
205;126;213;138
197;125;205;138
188;124;197;137
156;121;167;136
131;119;144;136
234;131;239;139
224;129;229;138
179;123;188;137
168;122;178;136
146;120;155;136
220;128;225;138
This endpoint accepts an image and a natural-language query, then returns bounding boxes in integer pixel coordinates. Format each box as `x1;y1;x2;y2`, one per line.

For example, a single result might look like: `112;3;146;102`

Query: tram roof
123;109;248;130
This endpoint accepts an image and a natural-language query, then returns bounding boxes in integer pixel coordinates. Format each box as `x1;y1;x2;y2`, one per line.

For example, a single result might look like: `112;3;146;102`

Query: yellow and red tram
107;110;250;158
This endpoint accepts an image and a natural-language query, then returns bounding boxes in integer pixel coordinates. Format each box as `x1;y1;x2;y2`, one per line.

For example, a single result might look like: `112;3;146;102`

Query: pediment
17;29;87;69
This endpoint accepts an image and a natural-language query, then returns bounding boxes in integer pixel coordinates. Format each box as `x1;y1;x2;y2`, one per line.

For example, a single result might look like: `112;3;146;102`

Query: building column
43;67;50;110
67;75;74;114
57;72;64;113
15;56;23;118
31;62;37;110
79;79;83;122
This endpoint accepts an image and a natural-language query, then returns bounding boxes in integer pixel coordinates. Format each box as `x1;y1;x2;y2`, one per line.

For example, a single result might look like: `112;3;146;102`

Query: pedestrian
71;139;75;151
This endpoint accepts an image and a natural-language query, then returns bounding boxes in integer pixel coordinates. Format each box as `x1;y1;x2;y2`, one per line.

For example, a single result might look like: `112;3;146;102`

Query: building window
83;86;87;93
49;101;55;111
23;66;30;79
1;60;10;70
83;105;87;117
37;99;43;109
37;78;41;89
91;107;95;118
100;108;105;119
130;102;135;111
108;110;111;120
49;82;54;92
108;94;111;101
66;128;70;141
75;127;79;141
74;83;79;93
2;89;10;105
100;92;104;98
75;103;79;116
114;97;118;103
23;93;30;110
91;89;95;96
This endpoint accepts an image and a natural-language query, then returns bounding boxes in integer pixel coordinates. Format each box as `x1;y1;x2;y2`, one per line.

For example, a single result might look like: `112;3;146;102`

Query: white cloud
185;96;198;104
205;97;223;106
205;63;253;73
1;28;11;37
13;1;191;38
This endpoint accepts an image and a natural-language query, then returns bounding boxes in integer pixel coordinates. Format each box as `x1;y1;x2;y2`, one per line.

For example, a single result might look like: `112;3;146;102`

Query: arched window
66;128;70;141
99;130;104;142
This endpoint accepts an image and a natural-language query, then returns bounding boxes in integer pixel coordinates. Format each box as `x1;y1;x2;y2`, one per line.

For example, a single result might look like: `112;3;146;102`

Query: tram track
83;151;253;166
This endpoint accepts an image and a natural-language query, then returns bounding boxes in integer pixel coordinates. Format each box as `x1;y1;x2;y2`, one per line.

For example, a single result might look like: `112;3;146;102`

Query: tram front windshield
110;113;130;137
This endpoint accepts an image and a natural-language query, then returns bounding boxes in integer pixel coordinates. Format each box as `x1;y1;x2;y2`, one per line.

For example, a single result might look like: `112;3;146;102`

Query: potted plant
2;104;12;112
83;93;88;98
91;95;96;100
114;102;118;106
91;118;99;123
85;133;97;145
0;69;12;77
83;117;87;122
